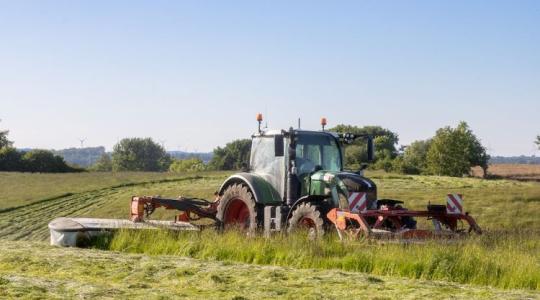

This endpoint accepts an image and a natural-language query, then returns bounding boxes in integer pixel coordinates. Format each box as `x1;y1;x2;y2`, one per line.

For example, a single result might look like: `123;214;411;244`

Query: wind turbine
78;138;86;148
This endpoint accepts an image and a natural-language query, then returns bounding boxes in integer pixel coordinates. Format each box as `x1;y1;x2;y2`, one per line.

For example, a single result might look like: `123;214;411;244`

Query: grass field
1;170;539;298
0;171;224;210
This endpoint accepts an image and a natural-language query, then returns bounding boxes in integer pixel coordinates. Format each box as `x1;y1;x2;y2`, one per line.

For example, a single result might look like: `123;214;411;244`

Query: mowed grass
0;172;229;240
1;241;535;300
0;171;213;210
1;170;540;295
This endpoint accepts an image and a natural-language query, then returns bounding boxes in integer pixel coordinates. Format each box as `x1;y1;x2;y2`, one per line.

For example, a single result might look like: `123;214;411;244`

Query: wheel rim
224;198;250;229
298;217;317;240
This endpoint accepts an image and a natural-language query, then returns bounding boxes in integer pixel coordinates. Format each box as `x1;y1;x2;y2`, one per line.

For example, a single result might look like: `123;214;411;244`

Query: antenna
264;107;268;129
78;138;86;148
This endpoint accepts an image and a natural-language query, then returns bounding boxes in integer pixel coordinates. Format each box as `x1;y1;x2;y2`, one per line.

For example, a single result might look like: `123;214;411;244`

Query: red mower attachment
327;194;482;240
130;195;219;224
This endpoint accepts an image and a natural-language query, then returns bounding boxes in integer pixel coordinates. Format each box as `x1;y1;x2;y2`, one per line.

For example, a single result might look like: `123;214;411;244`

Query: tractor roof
253;129;339;138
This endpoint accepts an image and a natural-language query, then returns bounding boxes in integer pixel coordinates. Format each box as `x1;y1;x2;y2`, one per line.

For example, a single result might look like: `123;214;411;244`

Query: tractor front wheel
216;183;258;234
287;202;325;239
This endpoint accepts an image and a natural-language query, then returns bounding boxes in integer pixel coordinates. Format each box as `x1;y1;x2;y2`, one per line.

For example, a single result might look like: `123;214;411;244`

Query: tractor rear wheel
216;183;258;234
287;202;325;239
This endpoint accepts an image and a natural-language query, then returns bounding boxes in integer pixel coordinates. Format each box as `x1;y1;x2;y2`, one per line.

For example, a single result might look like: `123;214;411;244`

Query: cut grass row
92;229;540;291
0;240;537;299
0;171;230;210
0;175;227;241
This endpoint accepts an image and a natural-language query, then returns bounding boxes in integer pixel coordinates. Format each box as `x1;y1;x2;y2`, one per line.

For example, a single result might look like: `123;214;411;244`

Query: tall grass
93;229;540;290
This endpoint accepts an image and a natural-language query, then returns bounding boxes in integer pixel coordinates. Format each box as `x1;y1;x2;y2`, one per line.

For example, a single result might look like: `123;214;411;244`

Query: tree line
90;122;489;176
1;121;538;177
0;124;82;173
90;138;251;173
329;122;490;177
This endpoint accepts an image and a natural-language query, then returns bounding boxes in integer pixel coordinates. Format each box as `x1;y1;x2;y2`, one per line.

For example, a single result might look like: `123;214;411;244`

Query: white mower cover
48;217;198;247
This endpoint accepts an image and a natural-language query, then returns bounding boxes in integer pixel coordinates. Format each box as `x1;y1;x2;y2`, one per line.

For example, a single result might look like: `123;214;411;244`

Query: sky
0;1;539;156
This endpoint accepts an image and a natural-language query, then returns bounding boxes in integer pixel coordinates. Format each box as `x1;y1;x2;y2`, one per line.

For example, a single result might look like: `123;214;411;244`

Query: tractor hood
310;171;376;191
334;172;376;193
309;171;377;209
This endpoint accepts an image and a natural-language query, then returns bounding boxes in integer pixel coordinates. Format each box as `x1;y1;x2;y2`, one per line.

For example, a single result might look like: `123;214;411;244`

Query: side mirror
274;135;284;157
367;137;375;162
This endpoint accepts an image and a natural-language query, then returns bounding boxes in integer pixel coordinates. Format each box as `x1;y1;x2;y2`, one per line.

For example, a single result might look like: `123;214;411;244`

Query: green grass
0;241;537;299
0;171;209;210
0;172;229;240
0;170;539;297
93;228;540;291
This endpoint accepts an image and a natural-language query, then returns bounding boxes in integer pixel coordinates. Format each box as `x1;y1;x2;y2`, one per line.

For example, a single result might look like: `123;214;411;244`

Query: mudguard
218;173;282;205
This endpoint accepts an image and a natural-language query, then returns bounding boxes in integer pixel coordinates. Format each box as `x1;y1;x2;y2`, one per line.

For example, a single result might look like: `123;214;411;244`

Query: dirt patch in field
472;164;540;181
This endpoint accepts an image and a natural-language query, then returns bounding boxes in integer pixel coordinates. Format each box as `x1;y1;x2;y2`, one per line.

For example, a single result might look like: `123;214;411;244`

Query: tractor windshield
295;133;342;175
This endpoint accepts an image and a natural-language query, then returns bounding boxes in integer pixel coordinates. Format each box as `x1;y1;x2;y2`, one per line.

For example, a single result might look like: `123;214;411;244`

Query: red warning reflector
446;193;463;214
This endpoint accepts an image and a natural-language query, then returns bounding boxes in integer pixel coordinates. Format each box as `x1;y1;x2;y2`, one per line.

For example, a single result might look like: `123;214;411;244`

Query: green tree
169;157;206;173
209;139;251;170
468;134;490;178
89;153;113;172
330;125;399;169
0;147;24;171
426;122;489;177
0;121;12;150
23;150;80;173
112;138;171;172
343;144;364;169
397;139;432;174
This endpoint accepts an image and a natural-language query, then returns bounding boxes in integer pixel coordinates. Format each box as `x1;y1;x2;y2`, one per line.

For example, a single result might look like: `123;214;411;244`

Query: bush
372;156;394;172
343;144;364;170
209;139;251;170
330;125;399;170
89;154;113;172
22;150;81;173
169;158;206;173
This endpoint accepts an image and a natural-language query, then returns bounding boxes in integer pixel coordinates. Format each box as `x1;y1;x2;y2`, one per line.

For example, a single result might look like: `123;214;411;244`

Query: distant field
0;171;229;210
472;164;540;181
0;171;539;297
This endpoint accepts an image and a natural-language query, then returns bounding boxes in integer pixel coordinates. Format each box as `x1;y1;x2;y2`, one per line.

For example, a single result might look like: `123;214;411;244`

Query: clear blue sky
1;1;539;155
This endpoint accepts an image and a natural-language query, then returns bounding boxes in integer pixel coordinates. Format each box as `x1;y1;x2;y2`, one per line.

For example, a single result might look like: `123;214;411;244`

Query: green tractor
215;115;378;237
49;114;481;246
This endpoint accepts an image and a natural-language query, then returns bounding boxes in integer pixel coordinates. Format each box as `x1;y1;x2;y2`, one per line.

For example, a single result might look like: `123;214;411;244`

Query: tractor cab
246;116;377;213
294;131;342;177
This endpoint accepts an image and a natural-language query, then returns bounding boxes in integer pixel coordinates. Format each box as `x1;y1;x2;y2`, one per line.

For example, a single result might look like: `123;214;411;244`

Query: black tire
216;183;258;234
287;202;325;239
